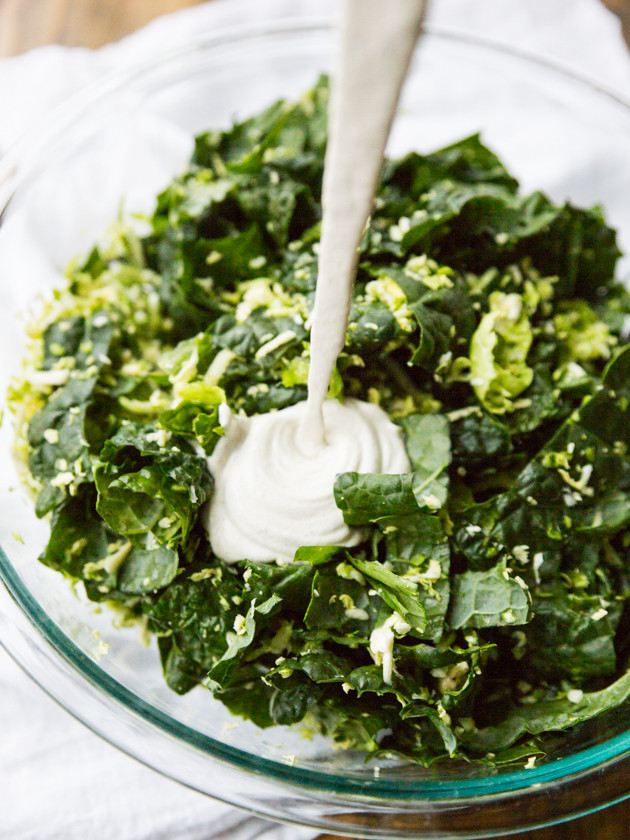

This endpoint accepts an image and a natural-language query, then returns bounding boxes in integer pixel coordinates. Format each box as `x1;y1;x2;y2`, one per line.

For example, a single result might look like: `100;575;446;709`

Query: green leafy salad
11;76;630;767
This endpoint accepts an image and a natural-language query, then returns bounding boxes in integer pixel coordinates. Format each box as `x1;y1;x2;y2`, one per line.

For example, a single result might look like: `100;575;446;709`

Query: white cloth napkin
1;2;629;839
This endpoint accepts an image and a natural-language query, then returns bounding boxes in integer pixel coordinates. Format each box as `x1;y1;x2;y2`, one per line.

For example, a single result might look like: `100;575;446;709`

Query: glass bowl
2;12;630;839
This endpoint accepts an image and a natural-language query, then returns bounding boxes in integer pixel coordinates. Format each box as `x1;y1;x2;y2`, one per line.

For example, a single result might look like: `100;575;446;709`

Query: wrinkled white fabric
0;1;629;839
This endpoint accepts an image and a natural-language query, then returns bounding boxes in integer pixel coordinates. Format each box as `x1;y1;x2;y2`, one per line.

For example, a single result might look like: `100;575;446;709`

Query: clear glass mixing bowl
2;15;630;839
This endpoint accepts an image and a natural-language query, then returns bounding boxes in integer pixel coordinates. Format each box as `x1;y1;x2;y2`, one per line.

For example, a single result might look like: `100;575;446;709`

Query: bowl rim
3;12;630;830
4;547;630;800
1;15;630;190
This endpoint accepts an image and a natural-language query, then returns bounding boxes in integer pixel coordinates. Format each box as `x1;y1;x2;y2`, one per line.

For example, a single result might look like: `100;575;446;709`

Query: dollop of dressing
208;400;410;563
207;0;425;562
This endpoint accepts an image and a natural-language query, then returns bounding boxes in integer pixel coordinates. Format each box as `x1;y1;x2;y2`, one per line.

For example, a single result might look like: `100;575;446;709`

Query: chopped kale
11;76;630;768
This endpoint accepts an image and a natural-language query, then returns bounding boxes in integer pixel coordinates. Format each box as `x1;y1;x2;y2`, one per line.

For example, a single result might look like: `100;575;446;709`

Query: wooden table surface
1;1;629;838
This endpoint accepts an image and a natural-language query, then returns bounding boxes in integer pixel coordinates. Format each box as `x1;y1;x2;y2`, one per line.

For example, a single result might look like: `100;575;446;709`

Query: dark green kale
15;77;630;769
94;423;212;550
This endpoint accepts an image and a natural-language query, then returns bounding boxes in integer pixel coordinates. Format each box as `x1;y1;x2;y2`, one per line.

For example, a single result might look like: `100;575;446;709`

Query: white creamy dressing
207;0;426;564
208;399;410;563
298;0;427;453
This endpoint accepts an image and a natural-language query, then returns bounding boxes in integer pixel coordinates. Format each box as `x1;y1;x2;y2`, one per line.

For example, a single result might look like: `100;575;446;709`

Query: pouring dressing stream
298;0;426;454
207;0;426;562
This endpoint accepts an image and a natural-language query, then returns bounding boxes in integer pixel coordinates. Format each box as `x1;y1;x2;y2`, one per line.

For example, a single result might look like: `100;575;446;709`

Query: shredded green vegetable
10;76;630;766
